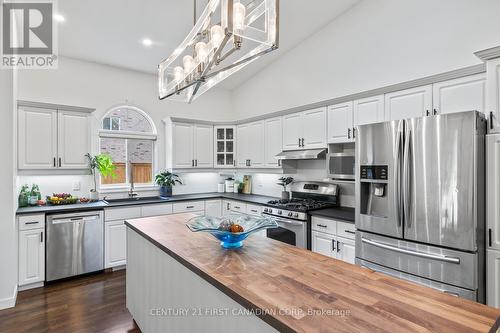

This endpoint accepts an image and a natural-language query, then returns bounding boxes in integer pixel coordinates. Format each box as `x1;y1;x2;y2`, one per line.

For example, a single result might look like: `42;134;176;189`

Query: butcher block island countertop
125;214;500;333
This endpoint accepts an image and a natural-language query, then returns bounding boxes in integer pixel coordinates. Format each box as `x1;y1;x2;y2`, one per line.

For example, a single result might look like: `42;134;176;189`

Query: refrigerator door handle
361;237;461;264
394;121;403;227
403;122;412;229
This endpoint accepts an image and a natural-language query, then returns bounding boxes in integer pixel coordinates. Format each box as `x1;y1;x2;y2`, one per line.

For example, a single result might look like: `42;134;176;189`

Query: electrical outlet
73;181;81;191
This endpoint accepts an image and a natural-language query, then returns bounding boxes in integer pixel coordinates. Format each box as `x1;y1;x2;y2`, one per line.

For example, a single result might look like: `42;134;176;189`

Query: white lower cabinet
222;200;232;216
205;199;222;217
487;249;500;308
18;228;45;286
311;216;356;264
105;220;127;269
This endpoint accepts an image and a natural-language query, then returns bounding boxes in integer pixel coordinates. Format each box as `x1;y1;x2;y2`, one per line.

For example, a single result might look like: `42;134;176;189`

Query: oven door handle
274;218;304;226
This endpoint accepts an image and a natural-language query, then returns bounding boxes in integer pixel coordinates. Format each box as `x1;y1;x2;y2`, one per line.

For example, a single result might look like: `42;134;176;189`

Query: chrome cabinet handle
361;237;460;264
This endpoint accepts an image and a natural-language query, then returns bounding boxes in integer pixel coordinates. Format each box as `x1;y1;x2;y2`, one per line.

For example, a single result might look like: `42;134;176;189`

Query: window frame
98;105;158;192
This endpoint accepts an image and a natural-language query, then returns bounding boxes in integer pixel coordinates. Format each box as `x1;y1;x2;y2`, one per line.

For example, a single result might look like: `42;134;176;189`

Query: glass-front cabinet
214;126;236;168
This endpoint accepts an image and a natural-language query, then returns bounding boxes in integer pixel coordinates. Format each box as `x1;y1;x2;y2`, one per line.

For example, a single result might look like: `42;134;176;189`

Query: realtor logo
1;0;58;68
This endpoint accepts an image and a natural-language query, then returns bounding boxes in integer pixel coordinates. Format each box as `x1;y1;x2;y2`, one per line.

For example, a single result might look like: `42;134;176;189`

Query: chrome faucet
128;161;138;198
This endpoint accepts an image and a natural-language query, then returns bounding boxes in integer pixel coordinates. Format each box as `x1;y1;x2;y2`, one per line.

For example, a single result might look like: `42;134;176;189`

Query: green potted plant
277;177;294;200
155;171;182;198
86;153;117;200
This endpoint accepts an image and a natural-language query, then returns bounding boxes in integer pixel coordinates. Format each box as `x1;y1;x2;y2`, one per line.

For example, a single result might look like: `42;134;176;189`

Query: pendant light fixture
158;0;279;103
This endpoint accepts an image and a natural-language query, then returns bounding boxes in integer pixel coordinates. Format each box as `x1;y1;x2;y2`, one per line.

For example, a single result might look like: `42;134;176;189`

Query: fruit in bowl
187;214;278;249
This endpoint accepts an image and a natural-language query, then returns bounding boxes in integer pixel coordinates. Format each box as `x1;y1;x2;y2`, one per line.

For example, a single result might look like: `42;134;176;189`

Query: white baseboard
0;284;17;310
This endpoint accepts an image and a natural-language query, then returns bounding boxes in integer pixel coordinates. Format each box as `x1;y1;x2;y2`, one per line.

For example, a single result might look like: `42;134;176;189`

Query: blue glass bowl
186;214;278;249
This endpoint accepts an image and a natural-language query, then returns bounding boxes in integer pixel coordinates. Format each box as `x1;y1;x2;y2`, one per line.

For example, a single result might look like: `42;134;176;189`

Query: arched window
99;106;157;187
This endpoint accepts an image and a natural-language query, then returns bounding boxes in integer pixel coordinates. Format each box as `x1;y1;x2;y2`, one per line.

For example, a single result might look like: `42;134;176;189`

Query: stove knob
278;210;282;215
288;212;293;217
263;208;268;213
294;213;299;218
268;209;273;214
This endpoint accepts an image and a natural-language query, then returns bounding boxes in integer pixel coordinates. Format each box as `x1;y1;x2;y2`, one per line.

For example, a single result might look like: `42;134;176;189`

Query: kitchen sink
103;196;171;204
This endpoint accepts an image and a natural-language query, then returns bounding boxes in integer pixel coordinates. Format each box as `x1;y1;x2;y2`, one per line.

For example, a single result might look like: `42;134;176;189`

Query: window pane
106;108;152;132
128;139;153;184
100;138;126;184
103;117;111;130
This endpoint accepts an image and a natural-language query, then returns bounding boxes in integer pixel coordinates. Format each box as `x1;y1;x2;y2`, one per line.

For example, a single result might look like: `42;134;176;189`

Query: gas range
262;182;339;222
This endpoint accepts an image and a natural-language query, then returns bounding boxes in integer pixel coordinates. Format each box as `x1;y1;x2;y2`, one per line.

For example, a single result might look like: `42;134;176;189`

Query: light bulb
173;66;184;82
182;55;195;73
210;25;224;47
195;42;209;62
233;3;246;31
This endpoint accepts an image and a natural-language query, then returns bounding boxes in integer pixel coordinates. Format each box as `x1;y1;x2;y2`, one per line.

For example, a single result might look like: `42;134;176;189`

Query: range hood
275;149;327;160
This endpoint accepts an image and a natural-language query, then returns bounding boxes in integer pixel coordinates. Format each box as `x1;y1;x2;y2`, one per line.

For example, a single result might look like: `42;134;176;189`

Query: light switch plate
72;181;81;191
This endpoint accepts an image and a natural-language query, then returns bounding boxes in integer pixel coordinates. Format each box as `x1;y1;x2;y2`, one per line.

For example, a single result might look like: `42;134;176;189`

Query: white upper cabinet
237;121;265;168
193;124;213;168
282;107;327;151
353;95;385;126
264;117;283;167
172;122;213;168
172;122;194;169
282;112;302;150
302;107;327;149
385;85;432;121
57;110;90;169
214;126;236;168
18;106;58;169
433;74;486;115
487;58;500;132
18;104;92;170
328;102;354;143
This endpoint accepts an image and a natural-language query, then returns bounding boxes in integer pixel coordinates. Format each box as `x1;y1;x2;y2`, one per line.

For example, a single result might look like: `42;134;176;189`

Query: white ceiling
58;0;360;89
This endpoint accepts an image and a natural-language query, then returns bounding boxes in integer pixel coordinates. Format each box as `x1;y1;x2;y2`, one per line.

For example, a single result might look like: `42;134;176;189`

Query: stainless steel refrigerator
355;111;486;302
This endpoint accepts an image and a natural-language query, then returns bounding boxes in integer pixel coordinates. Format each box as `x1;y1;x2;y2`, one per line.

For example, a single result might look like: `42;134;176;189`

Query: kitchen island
125;214;500;333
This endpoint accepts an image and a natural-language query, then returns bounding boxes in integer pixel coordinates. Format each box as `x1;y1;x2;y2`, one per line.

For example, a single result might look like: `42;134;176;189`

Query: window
99;106;156;187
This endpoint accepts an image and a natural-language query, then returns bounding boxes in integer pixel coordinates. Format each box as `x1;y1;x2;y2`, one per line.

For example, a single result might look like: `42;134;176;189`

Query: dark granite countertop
308;206;355;223
16;192;278;215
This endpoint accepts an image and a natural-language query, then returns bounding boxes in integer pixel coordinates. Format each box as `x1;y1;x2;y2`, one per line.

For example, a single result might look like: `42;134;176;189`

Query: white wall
233;0;500;118
0;69;18;309
17;57;235;196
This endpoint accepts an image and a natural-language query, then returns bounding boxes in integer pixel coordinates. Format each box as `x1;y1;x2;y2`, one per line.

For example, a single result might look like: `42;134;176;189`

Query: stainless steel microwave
327;152;355;180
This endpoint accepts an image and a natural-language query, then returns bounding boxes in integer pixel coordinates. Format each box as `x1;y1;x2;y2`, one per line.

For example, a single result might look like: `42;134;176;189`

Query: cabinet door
230;201;246;213
337;236;356;264
248;121;265;167
105;220;127;268
172;123;194;168
282;113;302;151
353;95;385;126
193;124;213;168
487;249;500;308
487;59;500;132
328;102;354;143
433;74;486;115
222;200;232;216
311;231;335;258
18;106;58;169
19;229;45;286
214;126;236;168
385;85;432;121
205;199;222;217
487;134;500;251
57;110;90;169
264;117;283;167
302;107;327;149
236;124;251;167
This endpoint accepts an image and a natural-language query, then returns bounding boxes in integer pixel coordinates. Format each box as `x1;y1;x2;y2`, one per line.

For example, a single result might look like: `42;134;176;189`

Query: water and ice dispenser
359;165;389;218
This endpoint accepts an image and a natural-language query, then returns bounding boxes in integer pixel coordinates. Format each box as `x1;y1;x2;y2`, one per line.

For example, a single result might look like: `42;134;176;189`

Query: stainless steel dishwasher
46;210;104;281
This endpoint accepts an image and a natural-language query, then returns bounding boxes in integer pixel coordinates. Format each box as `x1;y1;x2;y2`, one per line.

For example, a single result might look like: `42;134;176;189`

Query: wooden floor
0;270;140;333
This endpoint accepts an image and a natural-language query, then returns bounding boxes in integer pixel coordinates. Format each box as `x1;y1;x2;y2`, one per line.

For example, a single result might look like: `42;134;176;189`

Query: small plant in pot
277;177;294;200
86;153;117;201
155;171;182;198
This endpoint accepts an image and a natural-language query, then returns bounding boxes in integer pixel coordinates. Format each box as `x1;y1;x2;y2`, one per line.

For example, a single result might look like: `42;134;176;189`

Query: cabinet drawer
141;204;173;217
246;204;262;216
230;201;246;213
18;214;45;230
105;206;142;221
173;201;205;213
311;216;336;235
336;221;356;240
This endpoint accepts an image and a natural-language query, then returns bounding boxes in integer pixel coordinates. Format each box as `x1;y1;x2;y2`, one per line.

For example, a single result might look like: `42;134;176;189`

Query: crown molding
475;45;500;61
